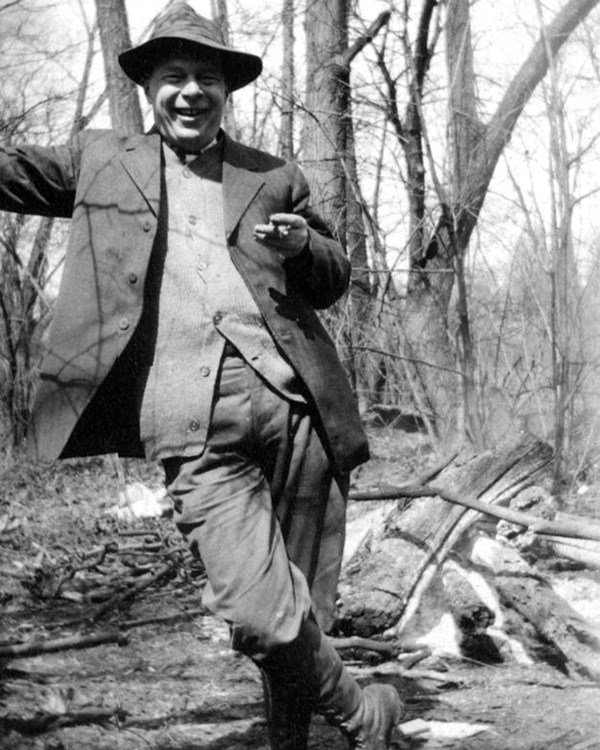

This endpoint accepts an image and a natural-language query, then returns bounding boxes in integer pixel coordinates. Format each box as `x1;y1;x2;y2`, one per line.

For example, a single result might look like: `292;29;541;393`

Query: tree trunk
301;0;349;234
94;0;143;135
212;0;237;134
278;0;295;159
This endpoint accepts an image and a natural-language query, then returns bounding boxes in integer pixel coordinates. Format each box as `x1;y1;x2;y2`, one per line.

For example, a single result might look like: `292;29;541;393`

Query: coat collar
119;129;265;240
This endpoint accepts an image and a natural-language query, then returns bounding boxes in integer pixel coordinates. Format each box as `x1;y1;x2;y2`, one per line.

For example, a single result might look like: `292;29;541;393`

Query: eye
200;74;223;86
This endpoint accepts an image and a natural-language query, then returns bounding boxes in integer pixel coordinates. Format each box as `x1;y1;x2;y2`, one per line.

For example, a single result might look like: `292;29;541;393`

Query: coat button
183;167;192;178
199;366;211;377
189;420;200;431
143;221;152;232
128;272;138;284
119;318;130;331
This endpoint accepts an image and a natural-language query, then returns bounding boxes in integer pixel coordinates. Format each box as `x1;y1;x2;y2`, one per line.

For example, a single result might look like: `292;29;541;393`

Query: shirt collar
164;134;221;165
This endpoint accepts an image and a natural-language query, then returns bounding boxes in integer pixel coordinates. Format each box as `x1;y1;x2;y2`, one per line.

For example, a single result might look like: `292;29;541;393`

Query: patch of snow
551;576;600;627
416;612;462;657
105;481;172;521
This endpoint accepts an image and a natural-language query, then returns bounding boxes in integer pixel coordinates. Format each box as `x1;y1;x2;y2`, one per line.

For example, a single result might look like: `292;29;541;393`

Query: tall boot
259;616;403;750
261;671;312;750
340;683;403;750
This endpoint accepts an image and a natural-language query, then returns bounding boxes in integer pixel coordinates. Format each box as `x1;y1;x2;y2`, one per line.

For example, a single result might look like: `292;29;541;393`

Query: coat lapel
222;134;265;242
119;132;162;218
118;131;264;238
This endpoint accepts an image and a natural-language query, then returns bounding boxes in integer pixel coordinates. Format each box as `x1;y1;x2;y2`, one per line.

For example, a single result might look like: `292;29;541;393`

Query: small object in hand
253;221;290;241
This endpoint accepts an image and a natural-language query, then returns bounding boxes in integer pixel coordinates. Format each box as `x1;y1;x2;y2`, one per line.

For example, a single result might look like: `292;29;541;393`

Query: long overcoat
0;129;369;473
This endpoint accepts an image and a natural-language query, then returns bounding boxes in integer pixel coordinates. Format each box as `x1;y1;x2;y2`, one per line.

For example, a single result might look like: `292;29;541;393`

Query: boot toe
349;683;403;749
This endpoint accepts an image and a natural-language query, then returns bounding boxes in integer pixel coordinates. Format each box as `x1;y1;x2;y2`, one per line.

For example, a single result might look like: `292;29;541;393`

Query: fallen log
546;534;600;569
338;435;600;677
546;511;600;568
339;435;554;636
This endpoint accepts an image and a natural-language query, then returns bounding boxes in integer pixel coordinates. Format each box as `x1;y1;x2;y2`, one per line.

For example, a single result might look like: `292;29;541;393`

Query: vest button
199;366;210;377
142;221;152;232
119;318;130;331
189;215;197;225
183;167;192;178
128;272;138;284
213;312;223;325
189;420;200;431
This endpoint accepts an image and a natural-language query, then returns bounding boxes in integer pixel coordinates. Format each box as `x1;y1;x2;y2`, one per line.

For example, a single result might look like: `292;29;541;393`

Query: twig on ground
90;559;180;622
120;607;208;630
0;707;126;734
331;635;401;657
0;629;127;659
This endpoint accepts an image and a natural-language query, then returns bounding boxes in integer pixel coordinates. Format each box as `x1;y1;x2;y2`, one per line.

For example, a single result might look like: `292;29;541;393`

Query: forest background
1;0;600;499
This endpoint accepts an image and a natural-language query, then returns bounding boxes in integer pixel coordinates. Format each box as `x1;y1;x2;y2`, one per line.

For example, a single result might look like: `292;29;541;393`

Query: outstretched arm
0;142;78;218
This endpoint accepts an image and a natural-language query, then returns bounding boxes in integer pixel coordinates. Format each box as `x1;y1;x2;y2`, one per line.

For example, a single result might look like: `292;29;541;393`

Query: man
0;3;403;747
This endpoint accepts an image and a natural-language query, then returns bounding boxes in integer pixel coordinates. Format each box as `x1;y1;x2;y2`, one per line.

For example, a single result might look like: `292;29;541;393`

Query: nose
181;77;203;99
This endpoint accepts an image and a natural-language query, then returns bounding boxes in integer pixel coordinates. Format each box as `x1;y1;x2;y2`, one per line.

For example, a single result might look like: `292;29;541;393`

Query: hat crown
151;2;225;46
118;1;263;91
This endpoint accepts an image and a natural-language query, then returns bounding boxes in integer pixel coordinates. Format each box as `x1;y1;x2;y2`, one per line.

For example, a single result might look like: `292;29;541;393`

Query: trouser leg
163;356;317;747
163;355;401;748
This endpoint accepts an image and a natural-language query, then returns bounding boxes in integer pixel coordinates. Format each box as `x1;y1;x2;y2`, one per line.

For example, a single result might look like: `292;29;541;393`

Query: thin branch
349;482;600;542
342;10;391;67
352;344;462;376
0;0;21;12
413;0;438;88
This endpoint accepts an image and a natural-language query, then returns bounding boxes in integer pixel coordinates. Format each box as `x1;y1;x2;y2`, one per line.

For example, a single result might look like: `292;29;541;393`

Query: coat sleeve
282;162;351;310
0;139;81;218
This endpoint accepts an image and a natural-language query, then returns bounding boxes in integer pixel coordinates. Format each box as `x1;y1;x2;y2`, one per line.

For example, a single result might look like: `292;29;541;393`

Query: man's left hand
253;213;308;258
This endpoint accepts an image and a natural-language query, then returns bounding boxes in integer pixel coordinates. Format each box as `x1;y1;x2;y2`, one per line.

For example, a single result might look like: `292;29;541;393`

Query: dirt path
2;594;600;750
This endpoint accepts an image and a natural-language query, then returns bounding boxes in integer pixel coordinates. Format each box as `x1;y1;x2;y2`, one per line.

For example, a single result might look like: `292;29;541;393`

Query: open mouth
175;108;205;118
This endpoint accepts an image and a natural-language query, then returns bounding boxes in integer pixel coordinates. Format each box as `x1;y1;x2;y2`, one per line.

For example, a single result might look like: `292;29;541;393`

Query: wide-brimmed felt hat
118;2;262;92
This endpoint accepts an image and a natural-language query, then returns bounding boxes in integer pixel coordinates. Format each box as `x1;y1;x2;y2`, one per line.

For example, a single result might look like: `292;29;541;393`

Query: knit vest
139;142;304;460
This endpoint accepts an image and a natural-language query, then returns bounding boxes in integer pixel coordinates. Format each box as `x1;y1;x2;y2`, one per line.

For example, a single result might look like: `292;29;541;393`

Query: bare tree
0;2;108;451
300;0;391;406
94;0;143;134
366;0;600;445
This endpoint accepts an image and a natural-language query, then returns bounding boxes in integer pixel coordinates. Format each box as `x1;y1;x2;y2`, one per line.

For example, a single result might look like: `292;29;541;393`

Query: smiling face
145;52;228;153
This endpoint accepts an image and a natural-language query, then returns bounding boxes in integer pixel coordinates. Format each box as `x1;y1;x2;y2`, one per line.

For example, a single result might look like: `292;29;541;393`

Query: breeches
162;351;349;662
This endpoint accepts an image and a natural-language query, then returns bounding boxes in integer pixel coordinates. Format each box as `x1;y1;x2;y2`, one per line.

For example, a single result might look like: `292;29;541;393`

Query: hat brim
119;36;262;92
